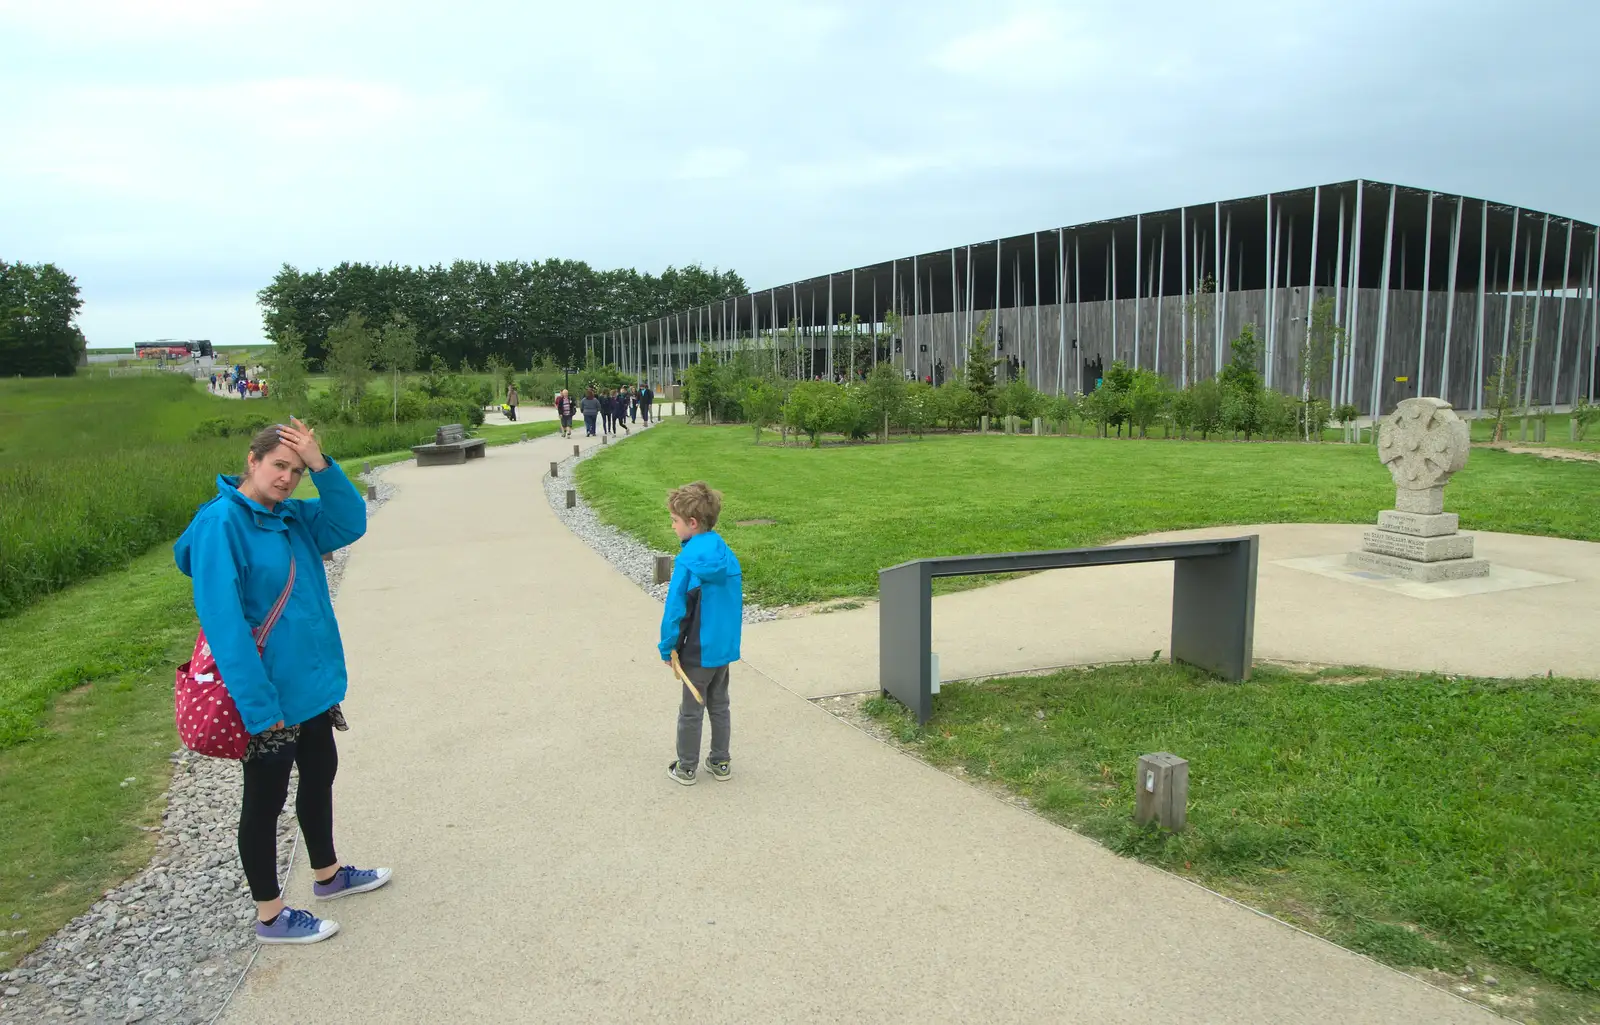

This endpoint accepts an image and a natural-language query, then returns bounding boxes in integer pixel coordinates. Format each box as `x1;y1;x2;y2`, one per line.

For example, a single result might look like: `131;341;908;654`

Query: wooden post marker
362;460;372;474
519;432;527;443
1534;418;1546;443
981;414;990;434
565;488;576;509
573;444;580;457
601;434;608;445
653;555;673;584
365;485;377;501
1032;417;1043;436
1134;753;1189;831
549;461;558;478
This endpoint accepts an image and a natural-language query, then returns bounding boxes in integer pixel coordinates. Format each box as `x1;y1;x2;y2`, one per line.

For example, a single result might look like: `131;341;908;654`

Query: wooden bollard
1534;418;1546;443
365;485;377;501
601;434;607;445
1032;417;1043;436
549;461;558;478
519;432;527;443
573;444;580;457
1134;753;1189;831
362;460;372;474
980;414;990;434
652;555;673;584
565;488;576;509
1572;418;1579;442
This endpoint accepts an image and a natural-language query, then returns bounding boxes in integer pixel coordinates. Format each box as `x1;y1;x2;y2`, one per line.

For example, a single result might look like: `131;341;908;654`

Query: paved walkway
224;434;1504;1024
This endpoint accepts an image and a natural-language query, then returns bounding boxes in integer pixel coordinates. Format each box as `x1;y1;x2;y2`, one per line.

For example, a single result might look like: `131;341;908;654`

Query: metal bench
411;423;487;467
879;536;1259;723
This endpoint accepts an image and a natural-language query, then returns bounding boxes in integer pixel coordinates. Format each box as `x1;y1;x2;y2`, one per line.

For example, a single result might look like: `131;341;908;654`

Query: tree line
257;259;746;371
0;261;86;377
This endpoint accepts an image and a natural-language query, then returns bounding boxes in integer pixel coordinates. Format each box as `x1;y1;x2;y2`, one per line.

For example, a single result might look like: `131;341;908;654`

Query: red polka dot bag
174;557;296;759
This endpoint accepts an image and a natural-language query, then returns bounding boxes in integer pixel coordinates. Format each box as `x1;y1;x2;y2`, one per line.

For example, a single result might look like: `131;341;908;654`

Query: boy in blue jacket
659;481;743;785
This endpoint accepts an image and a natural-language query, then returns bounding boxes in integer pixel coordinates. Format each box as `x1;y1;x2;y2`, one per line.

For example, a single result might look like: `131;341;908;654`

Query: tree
1299;298;1342;440
859;362;908;442
741;379;784;441
0;261;86;377
784;381;841;447
324;313;375;410
1126;369;1170;438
683;343;722;423
265;325;310;410
962;314;999;416
375;313;419;423
1218;324;1264;440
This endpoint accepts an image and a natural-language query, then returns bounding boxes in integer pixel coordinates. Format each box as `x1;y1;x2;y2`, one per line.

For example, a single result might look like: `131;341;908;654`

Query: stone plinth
1347;398;1489;583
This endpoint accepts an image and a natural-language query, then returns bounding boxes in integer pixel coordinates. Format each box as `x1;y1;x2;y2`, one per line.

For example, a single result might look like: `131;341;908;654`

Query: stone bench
878;536;1259;724
411;424;487;467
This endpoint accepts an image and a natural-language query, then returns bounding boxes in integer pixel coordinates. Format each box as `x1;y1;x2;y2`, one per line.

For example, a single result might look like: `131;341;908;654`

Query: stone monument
1347;397;1489;582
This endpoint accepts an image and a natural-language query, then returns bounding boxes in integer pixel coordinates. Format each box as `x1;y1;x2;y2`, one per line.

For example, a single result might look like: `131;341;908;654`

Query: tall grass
0;375;440;617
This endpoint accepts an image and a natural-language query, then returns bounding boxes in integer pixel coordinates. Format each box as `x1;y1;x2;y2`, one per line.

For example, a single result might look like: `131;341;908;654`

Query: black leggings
239;711;338;901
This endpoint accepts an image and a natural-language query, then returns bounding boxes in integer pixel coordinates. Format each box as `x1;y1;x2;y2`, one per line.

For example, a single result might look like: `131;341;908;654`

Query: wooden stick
670;652;704;705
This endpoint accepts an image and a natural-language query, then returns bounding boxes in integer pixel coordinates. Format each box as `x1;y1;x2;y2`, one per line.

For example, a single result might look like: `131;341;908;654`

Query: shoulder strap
252;549;297;651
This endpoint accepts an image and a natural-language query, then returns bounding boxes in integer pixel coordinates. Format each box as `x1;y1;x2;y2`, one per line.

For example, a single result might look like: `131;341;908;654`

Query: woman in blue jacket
175;419;391;946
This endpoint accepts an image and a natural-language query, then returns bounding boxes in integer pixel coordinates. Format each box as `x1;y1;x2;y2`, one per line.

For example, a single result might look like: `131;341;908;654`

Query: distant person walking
600;389;615;435
555;390;576;439
640;384;654;423
616;387;631;432
505;383;519;422
580;388;600;437
629;386;640;424
174;419;390;946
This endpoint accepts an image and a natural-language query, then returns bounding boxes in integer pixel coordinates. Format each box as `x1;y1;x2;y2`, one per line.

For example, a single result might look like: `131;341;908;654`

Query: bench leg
1170;536;1257;681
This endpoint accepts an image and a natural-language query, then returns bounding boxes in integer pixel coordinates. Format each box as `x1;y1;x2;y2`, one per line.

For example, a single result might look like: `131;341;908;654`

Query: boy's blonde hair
667;480;721;529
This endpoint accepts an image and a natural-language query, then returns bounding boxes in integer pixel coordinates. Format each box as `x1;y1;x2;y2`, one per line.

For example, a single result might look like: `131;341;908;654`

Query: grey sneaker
667;760;697;786
254;906;339;945
706;760;731;781
313;865;392;901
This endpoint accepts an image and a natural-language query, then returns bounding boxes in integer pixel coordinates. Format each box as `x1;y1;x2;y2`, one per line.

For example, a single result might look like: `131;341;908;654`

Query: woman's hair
245;425;284;473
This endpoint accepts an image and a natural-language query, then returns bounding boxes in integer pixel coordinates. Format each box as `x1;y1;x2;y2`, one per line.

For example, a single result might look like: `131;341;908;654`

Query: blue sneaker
312;865;393;901
255;907;339;945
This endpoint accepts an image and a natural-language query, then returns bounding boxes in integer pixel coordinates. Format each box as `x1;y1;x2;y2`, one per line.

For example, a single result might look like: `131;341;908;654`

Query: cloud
675;148;750;181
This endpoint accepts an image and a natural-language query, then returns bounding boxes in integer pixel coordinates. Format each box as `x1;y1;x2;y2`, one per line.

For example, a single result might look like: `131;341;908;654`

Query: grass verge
0;549;195;970
576;422;1600;605
861;663;1600;1022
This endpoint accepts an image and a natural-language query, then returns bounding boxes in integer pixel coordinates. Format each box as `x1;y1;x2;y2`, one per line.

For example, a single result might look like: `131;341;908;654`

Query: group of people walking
211;369;265;399
554;383;652;439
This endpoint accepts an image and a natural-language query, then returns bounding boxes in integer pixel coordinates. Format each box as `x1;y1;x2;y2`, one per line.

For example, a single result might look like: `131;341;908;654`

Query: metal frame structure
878;536;1259;725
591;180;1599;415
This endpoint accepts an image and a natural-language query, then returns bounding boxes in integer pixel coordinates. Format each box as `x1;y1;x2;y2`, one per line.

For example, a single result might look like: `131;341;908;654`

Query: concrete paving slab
223;440;1503;1024
743;524;1600;699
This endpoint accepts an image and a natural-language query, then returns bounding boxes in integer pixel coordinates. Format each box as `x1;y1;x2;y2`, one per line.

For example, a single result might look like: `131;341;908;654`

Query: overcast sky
4;0;1597;348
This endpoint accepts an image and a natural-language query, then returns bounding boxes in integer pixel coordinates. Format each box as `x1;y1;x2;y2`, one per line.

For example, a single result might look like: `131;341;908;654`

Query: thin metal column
1213;202;1223;371
1552;219;1575;406
1525;214;1551;409
1074;234;1082;392
871;273;878;368
1331;193;1347;405
1589;232;1599;402
994;239;1003;362
1270;204;1285;389
1110;233;1118;362
1056;228;1066;392
912;256;920;379
1221;211;1232;381
1344;182;1367;410
1179;207;1188;378
1370;184;1397;415
1498;209;1522;391
949;248;958;367
1264;193;1274;378
1033;231;1041;387
1157;224;1167;383
1475;201;1490;411
827;275;835;380
1416;193;1434;394
1305;186;1322;401
1134;214;1142;366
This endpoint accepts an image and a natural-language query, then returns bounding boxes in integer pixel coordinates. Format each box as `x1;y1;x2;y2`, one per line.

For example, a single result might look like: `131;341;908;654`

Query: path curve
222;436;1502;1024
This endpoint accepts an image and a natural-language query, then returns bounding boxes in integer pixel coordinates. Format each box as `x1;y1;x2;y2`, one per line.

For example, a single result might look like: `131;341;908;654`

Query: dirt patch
1476;442;1600;463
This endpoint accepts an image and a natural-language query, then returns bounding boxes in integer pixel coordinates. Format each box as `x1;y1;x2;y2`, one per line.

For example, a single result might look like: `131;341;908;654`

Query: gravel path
539;423;776;624
0;468;397;1025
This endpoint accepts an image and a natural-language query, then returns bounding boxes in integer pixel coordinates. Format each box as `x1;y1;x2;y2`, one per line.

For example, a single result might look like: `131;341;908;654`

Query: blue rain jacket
658;531;743;669
173;462;367;734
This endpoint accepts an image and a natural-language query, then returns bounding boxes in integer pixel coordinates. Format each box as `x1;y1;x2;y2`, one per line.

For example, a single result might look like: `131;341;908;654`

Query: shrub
996;379;1045;423
1126;369;1170;438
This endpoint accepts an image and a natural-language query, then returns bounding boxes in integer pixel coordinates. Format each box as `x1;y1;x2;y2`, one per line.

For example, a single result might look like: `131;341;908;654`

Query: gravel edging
539;423;777;624
0;467;398;1025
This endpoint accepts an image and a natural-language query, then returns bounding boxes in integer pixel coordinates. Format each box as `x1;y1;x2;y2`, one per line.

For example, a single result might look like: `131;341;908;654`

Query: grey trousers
676;663;730;773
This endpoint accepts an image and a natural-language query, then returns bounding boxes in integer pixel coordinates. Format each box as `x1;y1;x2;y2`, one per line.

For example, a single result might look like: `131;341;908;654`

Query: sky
4;0;1597;349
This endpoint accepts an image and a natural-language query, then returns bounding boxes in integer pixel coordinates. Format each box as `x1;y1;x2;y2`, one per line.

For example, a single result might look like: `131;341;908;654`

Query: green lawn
0;549;195;970
864;663;1600;1020
577;422;1600;605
